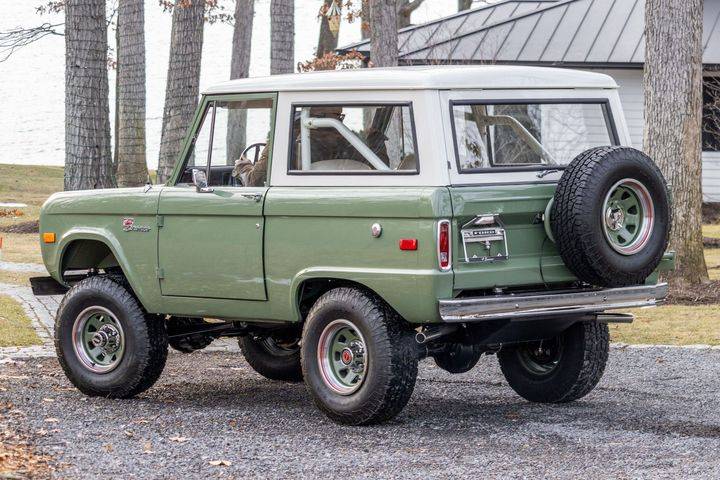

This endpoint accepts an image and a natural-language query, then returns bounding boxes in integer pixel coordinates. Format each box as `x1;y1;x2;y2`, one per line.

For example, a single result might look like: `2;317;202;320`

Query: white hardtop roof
202;65;617;95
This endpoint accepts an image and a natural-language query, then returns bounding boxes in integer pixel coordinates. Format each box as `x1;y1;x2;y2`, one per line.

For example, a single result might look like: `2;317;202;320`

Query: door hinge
156;215;164;228
156;268;164;279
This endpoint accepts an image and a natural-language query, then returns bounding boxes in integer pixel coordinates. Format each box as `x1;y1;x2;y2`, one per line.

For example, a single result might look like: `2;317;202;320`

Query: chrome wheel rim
72;306;125;373
317;319;367;395
602;178;655;255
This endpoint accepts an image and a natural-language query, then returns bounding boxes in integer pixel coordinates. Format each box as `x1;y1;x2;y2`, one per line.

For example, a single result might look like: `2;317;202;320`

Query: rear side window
288;104;419;174
451;101;617;172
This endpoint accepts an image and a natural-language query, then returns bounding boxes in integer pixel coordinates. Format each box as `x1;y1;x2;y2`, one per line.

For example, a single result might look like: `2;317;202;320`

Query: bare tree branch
0;23;64;62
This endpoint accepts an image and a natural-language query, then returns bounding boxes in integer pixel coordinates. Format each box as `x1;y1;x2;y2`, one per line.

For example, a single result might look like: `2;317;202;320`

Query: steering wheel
240;142;267;165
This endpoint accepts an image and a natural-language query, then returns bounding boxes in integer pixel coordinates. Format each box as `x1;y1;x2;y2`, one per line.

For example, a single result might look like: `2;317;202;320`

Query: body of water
0;0;457;169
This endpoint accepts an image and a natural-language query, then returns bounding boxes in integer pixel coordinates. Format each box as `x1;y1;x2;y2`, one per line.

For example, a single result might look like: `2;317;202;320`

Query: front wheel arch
57;236;144;306
61;239;120;276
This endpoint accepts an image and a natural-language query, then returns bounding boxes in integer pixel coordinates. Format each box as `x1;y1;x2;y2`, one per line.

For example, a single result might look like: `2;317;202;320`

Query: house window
703;76;720;152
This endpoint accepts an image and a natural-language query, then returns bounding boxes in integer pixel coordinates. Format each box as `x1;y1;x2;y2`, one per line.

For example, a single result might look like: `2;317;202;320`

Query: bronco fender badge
122;217;151;233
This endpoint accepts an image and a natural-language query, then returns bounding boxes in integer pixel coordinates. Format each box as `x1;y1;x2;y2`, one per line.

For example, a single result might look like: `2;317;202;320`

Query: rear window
451;101;617;172
288;104;419;174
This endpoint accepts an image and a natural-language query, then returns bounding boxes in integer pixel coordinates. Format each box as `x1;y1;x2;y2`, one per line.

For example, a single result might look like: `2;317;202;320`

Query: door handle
241;193;263;202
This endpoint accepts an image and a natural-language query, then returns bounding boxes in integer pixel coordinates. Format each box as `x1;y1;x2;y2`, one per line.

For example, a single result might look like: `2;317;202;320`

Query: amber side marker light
43;232;56;244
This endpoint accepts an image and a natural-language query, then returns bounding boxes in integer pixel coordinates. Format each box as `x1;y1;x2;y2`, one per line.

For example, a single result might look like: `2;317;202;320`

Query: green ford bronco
37;66;672;425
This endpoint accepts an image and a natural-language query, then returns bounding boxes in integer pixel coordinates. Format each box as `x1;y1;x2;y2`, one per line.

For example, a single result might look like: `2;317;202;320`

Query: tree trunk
370;0;398;67
116;0;148;187
317;0;339;57
361;0;370;40
397;0;424;29
64;0;116;191
270;0;294;74
227;0;255;164
644;0;708;285
157;0;204;184
458;0;473;11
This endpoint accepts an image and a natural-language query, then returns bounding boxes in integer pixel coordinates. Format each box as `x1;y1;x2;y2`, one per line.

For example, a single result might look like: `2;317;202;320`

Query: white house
339;0;720;202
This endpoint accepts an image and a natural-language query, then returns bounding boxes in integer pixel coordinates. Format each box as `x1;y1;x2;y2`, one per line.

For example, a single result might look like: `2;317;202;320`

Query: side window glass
177;107;213;184
177;98;274;187
289;104;418;173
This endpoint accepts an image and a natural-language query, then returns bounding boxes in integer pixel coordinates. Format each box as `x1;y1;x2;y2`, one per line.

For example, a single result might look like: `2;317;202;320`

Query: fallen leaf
209;460;232;466
143;441;154;454
169;436;189;443
104;444;113;453
228;420;237;428
124;430;134;438
42;398;55;403
44;418;59;423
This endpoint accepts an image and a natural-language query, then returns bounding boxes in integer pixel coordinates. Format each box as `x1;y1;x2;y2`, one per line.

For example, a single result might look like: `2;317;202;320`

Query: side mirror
192;169;213;193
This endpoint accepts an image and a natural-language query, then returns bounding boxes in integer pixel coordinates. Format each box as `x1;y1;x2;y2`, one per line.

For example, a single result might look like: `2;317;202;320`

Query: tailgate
450;183;576;291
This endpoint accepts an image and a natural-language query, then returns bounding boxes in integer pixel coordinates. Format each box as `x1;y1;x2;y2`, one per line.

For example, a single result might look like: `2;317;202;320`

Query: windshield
451;101;616;171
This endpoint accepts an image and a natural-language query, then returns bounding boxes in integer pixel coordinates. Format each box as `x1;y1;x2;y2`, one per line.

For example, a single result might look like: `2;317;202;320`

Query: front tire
55;276;168;398
498;321;609;403
301;288;418;425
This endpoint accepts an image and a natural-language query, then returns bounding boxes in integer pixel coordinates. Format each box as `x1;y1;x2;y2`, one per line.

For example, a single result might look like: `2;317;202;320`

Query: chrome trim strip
439;283;668;323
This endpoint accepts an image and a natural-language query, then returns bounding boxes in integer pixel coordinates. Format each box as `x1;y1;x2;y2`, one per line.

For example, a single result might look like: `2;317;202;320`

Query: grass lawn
0;294;41;347
0;164;63;230
704;223;720;238
612;305;720;345
1;233;43;264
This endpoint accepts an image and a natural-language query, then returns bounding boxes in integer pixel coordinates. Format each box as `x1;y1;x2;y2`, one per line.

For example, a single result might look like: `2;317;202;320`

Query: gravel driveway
2;346;719;479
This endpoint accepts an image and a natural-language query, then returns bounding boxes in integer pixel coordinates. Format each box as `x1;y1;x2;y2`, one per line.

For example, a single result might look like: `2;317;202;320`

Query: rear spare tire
551;146;670;287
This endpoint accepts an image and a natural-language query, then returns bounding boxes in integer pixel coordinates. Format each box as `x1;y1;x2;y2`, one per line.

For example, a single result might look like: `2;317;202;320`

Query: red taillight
399;238;418;251
437;220;451;271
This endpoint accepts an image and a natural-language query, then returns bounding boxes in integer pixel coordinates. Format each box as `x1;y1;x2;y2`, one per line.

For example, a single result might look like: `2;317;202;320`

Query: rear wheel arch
295;277;401;324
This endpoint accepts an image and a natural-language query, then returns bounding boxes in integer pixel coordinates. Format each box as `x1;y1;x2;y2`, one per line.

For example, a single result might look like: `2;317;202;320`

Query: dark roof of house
339;0;720;67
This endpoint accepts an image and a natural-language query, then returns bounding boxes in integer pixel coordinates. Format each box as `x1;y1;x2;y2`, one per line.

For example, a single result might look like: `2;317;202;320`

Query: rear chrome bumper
439;283;668;323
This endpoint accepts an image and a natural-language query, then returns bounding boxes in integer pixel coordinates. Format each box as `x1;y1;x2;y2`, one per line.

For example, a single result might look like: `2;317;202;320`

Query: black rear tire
238;335;303;382
498;321;609;403
55;276;168;398
301;288;418;425
551;146;670;287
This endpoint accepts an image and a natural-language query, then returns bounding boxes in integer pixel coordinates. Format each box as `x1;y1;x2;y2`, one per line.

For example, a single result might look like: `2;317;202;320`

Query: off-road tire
301;287;418;425
551;146;670;287
55;276;168;398
167;317;215;353
498;321;609;403
238;335;303;382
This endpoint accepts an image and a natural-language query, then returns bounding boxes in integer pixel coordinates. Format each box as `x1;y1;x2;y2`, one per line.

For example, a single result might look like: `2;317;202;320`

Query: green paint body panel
39;182;673;325
157;185;267;301
449;184;575;289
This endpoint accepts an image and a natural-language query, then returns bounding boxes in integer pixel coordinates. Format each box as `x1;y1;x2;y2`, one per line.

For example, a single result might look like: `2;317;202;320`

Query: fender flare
55;228;149;306
289;266;420;322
